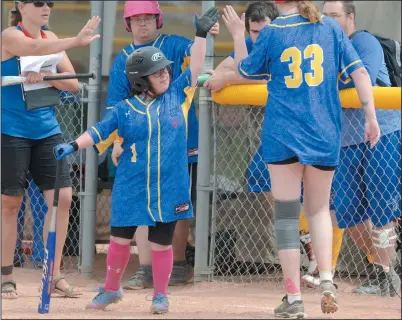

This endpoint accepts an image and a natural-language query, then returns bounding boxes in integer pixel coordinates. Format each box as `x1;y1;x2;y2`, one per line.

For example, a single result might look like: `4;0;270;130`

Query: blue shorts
332;130;401;229
247;146;328;207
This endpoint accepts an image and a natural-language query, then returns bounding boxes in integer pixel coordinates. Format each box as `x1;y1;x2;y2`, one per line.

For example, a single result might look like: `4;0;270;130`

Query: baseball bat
1;73;95;87
38;159;63;314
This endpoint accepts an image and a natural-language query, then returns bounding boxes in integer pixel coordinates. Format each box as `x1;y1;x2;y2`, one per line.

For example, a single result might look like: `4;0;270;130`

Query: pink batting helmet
124;1;163;32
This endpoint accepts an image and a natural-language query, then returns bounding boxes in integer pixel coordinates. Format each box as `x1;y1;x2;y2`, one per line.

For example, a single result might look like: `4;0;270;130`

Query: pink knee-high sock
152;247;173;296
104;240;131;291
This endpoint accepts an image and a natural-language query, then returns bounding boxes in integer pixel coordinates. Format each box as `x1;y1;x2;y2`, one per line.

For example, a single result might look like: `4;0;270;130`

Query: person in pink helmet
94;1;219;290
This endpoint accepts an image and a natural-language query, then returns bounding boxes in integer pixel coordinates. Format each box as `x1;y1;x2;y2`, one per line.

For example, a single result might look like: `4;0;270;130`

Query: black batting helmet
125;46;173;93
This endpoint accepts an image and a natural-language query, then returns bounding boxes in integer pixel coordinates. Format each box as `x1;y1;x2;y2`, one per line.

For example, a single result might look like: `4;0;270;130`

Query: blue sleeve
170;67;192;95
87;105;119;144
237;27;271;80
337;29;364;86
339;32;383;89
106;53;131;109
230;37;253;59
173;36;193;64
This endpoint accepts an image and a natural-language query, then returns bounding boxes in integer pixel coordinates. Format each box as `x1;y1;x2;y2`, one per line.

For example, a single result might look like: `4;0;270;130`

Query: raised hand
222;5;245;36
73;16;101;47
194;6;220;38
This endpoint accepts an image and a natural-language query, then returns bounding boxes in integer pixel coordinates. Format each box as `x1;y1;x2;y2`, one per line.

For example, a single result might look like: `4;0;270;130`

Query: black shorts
1;134;72;196
188;162;197;205
110;221;177;246
269;156;336;172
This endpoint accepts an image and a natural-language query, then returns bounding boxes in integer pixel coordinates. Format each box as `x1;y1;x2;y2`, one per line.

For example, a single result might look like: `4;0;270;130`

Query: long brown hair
8;9;22;27
297;1;322;23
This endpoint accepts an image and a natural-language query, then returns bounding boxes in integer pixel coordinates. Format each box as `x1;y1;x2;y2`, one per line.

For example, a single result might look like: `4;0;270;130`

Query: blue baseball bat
38;159;63;313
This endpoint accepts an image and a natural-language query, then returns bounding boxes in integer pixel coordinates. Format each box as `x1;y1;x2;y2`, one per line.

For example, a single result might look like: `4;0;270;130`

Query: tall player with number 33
222;1;380;318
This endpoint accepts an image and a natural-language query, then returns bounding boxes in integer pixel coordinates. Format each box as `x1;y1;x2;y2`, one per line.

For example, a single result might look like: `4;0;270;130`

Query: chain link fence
208;102;401;293
14;85;87;274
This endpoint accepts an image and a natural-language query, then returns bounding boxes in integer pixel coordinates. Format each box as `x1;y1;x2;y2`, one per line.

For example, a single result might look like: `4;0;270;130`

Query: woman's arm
1;16;100;58
40;31;79;92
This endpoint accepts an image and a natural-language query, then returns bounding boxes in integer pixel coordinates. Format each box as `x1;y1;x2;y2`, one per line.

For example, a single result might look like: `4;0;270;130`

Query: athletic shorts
247;147;336;208
110;221;177;245
1;134;72;196
332;131;401;228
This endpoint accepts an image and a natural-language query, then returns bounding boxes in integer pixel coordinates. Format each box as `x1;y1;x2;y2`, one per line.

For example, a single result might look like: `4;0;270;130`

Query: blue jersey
88;68;195;227
238;14;363;166
338;31;401;147
97;34;199;163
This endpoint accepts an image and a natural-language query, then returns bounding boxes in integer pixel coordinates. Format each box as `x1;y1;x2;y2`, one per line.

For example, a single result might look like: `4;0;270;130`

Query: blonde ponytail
297;1;322;23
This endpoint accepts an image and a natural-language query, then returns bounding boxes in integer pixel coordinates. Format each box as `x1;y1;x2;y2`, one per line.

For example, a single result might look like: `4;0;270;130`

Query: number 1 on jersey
281;44;324;88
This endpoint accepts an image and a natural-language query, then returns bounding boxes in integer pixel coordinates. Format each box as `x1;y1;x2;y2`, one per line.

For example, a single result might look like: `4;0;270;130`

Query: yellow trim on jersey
146;100;157;222
91;126;103;142
181;56;191;72
126;99;146;115
122;48;129;57
181;87;197;137
130;143;137;162
156;105;163;222
106;106;114;110
238;61;271;78
156;34;166;49
135;95;156;106
276;13;300;19
269;21;314;28
339;60;362;82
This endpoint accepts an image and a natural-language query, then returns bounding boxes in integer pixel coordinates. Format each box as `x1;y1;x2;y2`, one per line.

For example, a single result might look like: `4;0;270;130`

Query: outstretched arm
190;6;220;86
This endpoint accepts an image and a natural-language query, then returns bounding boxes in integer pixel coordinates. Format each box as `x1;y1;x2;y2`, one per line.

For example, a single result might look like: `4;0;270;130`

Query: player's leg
365;131;401;296
170;162;197;286
30;134;78;297
268;160;307;319
330;210;344;275
124;226;153;290
86;227;135;310
303;165;338;314
148;221;177;314
1;134;31;299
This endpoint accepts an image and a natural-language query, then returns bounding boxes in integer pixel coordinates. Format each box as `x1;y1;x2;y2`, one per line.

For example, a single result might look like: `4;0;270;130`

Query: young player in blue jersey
96;1;219;288
223;1;380;317
54;7;219;314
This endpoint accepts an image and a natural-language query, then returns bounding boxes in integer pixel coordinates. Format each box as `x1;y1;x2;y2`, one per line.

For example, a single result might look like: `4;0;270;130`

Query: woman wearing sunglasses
1;0;100;299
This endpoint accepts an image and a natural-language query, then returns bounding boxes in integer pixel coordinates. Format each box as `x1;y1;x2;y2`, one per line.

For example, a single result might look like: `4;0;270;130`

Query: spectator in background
1;0;100;299
322;0;401;297
93;1;219;290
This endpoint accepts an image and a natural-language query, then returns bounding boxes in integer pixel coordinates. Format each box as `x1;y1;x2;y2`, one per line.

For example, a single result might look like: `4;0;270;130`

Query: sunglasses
22;1;54;8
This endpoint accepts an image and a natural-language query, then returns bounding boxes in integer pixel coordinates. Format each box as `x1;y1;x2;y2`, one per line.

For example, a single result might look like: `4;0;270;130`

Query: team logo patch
151;52;163;62
188;148;198;157
175;202;190;214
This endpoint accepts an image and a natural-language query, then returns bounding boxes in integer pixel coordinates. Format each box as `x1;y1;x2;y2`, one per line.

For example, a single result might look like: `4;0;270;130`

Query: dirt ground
2;253;401;319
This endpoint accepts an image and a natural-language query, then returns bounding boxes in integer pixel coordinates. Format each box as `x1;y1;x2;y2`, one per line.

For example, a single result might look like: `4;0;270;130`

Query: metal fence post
194;0;215;282
80;0;104;277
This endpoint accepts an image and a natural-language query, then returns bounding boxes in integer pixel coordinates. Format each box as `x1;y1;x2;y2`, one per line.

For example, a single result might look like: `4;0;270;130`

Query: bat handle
43;73;96;81
53;159;63;207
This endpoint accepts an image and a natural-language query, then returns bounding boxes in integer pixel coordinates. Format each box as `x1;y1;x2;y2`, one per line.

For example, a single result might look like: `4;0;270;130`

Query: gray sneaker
169;260;193;286
320;280;338;314
274;296;307;319
123;265;153;290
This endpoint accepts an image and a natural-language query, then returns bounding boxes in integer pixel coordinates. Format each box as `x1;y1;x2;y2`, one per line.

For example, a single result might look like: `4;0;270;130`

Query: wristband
69;141;79;151
196;30;208;38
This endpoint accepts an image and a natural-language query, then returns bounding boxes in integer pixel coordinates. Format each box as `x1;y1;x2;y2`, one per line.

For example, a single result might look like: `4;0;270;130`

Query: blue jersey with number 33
238;14;364;167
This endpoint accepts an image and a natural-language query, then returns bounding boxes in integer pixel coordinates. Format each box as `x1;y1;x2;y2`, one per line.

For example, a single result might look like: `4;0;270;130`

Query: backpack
350;30;401;87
